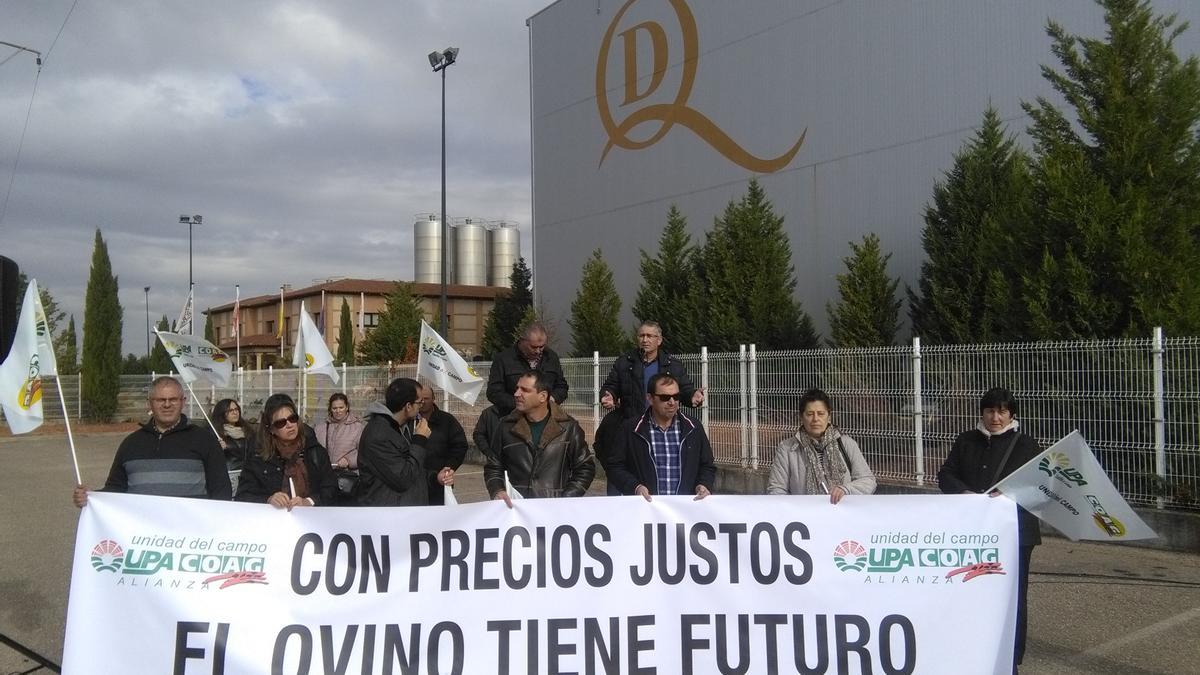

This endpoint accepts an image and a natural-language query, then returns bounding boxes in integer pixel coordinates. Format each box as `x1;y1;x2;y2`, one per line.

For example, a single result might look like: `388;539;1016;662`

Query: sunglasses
271;413;300;429
652;393;682;402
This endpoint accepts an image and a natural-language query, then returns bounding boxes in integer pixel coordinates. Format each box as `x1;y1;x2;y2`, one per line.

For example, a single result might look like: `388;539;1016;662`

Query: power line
0;42;42;228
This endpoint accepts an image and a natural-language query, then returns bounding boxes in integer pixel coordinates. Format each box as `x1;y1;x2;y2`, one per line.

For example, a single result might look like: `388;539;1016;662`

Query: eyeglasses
637;333;661;339
271;413;300;429
151;397;182;405
652;393;682;402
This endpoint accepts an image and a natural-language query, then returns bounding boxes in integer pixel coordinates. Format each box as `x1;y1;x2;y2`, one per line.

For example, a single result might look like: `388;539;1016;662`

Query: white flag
292;301;340;383
992;430;1157;541
0;280;57;433
443;485;458;506
175;287;194;334
416;320;484;405
155;331;232;387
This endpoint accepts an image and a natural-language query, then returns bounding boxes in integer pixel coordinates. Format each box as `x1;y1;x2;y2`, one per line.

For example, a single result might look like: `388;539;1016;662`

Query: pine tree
826;233;902;347
203;310;216;343
148;316;173;374
908;106;1034;344
57;315;78;374
81;229;123;421
358;282;424;364
481;258;534;357
1022;0;1200;337
632;205;704;353
336;299;355;365
568;249;628;356
700;179;818;350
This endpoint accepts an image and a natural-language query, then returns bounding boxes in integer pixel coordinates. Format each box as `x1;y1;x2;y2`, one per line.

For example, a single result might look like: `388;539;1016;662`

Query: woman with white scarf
767;388;876;502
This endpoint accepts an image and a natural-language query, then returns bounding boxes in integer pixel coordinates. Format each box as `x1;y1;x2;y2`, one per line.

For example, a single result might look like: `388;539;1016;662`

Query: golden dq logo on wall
596;0;806;172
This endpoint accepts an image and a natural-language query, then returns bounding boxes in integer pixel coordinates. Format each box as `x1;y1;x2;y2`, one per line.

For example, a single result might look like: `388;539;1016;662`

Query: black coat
234;429;336;505
486;345;569;415
601;350;698;420
220;423;258;472
484;403;594;498
422;406;468;505
356;402;428;506
609;409;716;496
938;427;1042;546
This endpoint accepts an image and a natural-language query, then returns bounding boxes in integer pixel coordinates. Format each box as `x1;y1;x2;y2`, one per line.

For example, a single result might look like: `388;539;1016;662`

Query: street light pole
178;214;202;334
144;286;151;358
429;47;458;339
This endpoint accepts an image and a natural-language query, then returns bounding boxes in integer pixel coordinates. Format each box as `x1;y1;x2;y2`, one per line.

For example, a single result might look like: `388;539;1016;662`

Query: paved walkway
1;431;1197;673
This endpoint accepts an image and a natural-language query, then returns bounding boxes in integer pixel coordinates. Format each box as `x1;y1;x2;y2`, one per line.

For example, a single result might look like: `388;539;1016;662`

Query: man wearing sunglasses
357;377;431;506
607;373;716;501
72;376;231;507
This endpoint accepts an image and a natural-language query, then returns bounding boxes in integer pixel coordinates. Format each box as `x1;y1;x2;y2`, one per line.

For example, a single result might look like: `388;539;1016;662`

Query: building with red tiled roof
204;279;506;369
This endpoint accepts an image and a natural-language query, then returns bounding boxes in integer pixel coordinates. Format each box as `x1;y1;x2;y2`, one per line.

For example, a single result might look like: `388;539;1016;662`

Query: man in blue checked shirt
607;373;716;500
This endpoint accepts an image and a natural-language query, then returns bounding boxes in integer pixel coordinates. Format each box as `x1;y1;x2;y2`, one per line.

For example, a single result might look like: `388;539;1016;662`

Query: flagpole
234;284;241;374
183;379;221;439
55;374;82;484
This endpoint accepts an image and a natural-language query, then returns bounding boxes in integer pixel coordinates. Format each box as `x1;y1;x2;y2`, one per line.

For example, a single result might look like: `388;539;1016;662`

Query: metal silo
414;213;452;284
454;217;488;286
488;221;521;287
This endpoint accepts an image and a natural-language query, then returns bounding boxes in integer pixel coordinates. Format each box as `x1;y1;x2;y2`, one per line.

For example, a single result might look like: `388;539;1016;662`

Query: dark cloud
0;0;544;354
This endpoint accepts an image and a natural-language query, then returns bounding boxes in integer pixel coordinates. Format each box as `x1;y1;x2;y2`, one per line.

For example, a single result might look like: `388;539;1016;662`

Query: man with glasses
600;320;703;421
608;373;715;500
72;376;231;507
486;322;569;416
415;382;467;505
357;377;430;506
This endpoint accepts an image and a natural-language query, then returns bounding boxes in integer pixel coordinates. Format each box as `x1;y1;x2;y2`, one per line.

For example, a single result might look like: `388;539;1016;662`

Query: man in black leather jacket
486;322;569;415
485;371;594;506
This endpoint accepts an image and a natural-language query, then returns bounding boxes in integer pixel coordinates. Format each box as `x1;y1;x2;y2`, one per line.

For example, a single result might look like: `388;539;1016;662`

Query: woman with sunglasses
235;394;335;509
767;388;876;503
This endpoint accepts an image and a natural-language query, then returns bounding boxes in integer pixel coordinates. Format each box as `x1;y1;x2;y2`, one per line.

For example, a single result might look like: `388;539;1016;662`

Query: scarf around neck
796;427;849;496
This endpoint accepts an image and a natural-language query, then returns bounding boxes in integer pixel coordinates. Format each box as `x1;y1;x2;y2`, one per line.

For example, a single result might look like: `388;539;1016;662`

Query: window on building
266;320;275;336
364;313;379;328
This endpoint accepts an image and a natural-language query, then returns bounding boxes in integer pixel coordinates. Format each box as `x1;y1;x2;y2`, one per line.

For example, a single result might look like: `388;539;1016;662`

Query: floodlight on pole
178;214;202;334
429;47;459;339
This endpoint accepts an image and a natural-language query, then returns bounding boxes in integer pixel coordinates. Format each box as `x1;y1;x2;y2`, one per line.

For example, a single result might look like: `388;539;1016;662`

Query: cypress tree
1023;0;1200;337
701;179;818;350
908;106;1034;344
827;233;902;347
569;249;628;356
632;205;704;353
148;316;173;374
481;258;533;357
81;229;123;421
358;282;424;364
336;299;355;365
203;309;216;343
57;314;78;374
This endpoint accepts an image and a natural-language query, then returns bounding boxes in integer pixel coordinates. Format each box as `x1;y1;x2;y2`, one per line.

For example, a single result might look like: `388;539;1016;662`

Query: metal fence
47;329;1200;512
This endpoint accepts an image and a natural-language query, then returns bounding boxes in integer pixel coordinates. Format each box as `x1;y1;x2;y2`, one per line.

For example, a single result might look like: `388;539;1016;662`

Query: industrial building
527;0;1200;343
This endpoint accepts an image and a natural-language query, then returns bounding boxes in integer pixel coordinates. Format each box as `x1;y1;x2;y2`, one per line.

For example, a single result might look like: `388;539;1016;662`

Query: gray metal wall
528;0;1200;344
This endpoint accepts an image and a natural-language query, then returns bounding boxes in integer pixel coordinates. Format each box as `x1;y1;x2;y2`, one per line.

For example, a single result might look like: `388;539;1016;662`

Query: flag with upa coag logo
154;331;232;387
0;280;58;434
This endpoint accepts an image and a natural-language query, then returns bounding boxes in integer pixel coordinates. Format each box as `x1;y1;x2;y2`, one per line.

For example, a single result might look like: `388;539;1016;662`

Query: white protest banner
417;320;484;405
155;331;232;387
0;280;57;433
993;430;1157;541
292;301;339;383
64;493;1019;674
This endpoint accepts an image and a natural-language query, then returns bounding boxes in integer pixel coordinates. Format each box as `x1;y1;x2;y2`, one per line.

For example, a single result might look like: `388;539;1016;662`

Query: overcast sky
0;0;547;356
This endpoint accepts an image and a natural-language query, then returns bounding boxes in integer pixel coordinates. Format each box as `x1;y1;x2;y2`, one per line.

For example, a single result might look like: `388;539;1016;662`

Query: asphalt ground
1;431;1197;674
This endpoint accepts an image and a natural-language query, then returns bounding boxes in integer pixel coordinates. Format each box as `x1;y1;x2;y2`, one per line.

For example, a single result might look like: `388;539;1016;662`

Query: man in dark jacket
938;387;1041;670
73;376;232;507
486;322;568;415
416;382;467;505
601;320;703;421
356;377;430;506
485;371;594;506
609;373;715;500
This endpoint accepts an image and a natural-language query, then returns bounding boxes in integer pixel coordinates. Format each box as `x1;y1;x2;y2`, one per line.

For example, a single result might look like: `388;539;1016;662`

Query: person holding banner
356;378;430;506
416;382;467;505
767;388;876;502
938;387;1041;671
235;395;335;509
72;377;232;507
486;370;594;506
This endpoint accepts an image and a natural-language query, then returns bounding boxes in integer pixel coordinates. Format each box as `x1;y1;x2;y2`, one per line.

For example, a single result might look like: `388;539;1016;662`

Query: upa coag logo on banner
421;336;449;360
833;531;1007;585
89;536;269;591
1086;494;1127;537
1037;452;1089;487
595;0;806;172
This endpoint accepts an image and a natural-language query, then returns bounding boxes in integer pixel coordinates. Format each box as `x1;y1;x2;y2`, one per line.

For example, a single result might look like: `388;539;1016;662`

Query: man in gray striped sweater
73;376;231;506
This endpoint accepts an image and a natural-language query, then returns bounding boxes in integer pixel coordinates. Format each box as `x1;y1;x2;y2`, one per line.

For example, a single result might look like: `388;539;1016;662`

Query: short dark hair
980;387;1018;415
518;370;554;395
149;376;182;397
647;373;678;395
799;388;832;413
639;320;662;334
384;378;420;413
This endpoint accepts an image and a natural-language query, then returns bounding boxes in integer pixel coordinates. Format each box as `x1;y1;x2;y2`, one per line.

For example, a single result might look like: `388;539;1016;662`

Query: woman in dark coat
236;395;336;508
212;398;257;474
